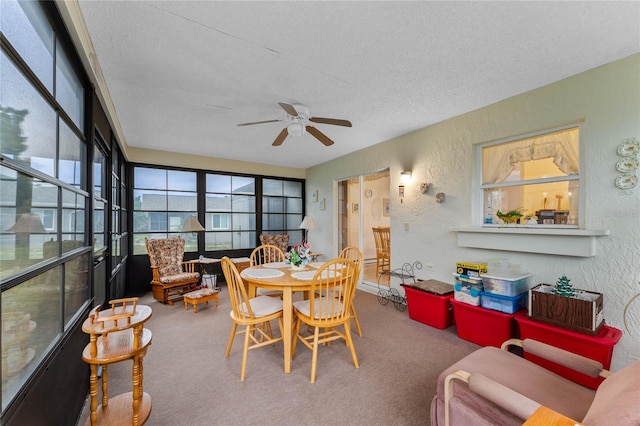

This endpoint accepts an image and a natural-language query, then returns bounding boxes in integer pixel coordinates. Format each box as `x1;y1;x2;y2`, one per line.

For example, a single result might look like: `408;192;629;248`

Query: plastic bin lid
453;273;483;282
481;272;532;280
403;279;454;295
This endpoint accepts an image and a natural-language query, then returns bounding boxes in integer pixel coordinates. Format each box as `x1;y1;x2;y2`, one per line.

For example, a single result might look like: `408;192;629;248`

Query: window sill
453;226;609;257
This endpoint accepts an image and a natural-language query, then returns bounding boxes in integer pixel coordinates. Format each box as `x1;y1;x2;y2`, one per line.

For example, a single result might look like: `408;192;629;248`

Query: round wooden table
240;264;318;374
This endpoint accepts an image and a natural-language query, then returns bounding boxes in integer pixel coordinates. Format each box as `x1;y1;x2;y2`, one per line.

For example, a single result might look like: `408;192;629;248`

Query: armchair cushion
160;271;201;284
259;234;289;253
582;361;640;425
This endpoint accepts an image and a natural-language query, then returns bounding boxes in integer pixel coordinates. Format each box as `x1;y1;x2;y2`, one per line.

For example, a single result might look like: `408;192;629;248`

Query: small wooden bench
183;288;219;313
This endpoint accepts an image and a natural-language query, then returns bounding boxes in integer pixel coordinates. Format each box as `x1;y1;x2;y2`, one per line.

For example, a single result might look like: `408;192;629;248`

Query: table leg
132;353;141;426
283;288;293;373
102;364;109;407
89;364;98;426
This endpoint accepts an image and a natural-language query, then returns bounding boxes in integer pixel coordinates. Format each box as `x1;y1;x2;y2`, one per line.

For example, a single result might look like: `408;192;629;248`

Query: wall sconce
399;171;412;203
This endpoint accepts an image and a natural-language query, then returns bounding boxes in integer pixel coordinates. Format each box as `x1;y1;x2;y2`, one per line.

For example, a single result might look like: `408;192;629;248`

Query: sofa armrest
445;370;540;425
445;370;582;426
500;338;609;379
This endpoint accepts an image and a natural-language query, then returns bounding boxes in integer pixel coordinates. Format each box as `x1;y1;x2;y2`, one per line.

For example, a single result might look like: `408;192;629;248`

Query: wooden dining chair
221;256;284;381
372;227;391;276
339;246;364;337
292;258;359;383
249;244;286;297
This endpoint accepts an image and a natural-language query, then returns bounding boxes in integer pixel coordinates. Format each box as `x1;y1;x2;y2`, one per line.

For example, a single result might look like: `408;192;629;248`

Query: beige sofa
430;338;640;426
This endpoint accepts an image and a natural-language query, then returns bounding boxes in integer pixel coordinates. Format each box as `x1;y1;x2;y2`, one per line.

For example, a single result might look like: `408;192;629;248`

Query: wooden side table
81;298;153;426
183;288;219;313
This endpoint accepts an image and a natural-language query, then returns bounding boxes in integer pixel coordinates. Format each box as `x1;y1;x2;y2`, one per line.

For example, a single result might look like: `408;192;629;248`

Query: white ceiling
74;1;640;169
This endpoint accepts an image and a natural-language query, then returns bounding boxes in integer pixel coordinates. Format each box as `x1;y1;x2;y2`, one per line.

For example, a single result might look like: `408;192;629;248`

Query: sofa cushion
581;361;640;425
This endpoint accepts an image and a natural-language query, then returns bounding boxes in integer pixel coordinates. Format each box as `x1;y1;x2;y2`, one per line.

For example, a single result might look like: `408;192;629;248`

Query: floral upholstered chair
259;234;290;253
145;237;200;305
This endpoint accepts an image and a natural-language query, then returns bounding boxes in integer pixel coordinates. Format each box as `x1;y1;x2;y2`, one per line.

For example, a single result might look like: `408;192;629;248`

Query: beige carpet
78;287;479;426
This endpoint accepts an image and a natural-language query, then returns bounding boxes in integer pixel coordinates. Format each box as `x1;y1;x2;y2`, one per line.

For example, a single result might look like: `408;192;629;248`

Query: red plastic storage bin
403;284;454;329
515;311;622;389
452;299;521;347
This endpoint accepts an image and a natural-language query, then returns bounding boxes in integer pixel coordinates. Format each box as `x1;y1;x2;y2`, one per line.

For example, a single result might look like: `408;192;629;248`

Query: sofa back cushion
581;361;640;425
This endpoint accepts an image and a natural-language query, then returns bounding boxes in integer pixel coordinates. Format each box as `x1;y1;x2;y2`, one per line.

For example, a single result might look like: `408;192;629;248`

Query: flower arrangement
286;242;312;267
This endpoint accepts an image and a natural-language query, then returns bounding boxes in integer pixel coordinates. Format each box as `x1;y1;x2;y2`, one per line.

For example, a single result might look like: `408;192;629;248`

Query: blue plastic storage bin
479;291;528;314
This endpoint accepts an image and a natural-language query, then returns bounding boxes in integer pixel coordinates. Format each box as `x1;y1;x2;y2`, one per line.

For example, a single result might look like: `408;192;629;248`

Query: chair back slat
250;244;286;266
221;257;255;320
339;246;363;281
372;227;390;255
308;258;357;325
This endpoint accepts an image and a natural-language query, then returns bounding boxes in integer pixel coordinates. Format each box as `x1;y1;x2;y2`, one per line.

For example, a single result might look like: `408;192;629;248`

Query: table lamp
181;216;205;235
298;215;317;243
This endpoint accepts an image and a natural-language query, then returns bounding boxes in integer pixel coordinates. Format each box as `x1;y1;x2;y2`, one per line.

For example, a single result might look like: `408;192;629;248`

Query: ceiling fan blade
309;117;352;127
278;102;299;117
237;119;281;126
272;128;289;146
306;126;334;146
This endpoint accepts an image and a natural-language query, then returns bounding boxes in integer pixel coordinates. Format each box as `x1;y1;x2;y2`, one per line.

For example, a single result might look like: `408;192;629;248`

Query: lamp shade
181;216;205;232
7;213;46;233
298;216;317;230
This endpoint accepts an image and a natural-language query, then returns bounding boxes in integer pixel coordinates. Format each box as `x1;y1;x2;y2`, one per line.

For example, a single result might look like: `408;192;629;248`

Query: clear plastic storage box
481;273;531;296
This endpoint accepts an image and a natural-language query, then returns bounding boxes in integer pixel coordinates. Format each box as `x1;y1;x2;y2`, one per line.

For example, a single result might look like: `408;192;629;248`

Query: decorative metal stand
377;261;422;311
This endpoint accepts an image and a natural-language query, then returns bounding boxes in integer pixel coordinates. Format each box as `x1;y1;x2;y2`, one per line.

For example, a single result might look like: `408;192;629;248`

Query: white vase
290;263;305;271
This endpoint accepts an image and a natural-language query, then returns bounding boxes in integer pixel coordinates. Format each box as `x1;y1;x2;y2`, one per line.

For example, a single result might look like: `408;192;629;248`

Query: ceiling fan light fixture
287;121;306;137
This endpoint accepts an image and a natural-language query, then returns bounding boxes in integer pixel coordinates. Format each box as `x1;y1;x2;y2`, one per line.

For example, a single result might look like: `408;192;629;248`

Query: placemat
241;268;284;279
291;270;340;281
263;262;288;268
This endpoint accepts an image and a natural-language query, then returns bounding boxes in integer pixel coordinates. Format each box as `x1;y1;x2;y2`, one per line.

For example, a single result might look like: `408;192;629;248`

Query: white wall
306;54;640;370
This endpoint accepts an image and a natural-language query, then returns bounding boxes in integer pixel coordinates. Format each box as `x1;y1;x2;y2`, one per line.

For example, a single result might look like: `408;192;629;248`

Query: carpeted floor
78;287;479;426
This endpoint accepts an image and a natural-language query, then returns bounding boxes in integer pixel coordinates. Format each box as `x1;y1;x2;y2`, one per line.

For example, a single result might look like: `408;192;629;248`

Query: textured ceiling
75;1;640;169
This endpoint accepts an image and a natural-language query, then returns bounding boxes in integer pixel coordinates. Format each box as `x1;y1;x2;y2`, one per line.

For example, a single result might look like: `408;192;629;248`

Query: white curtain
483;129;579;184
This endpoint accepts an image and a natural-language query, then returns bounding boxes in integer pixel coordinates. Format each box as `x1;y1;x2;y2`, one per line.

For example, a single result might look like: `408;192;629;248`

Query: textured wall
307;54;640;370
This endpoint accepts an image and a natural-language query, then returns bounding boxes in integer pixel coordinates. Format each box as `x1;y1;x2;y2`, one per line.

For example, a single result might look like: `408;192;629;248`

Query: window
132;167;198;253
93;141;107;253
205;174;256;250
0;0;88;411
480;126;580;227
262;178;304;243
211;213;229;230
131;167;305;254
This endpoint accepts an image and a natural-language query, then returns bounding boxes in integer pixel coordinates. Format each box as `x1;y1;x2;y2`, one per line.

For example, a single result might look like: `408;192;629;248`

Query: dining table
240;261;326;373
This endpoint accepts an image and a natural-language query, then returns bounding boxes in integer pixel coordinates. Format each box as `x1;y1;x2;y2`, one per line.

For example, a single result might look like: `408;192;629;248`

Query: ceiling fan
237;102;352;146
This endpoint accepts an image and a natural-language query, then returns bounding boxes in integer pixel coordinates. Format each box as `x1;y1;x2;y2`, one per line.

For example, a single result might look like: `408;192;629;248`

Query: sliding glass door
338;170;390;285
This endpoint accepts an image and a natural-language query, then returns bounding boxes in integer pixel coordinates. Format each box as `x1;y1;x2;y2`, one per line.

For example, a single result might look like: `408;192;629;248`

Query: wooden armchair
145;237;200;305
259;234;290;253
372;227;390;276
